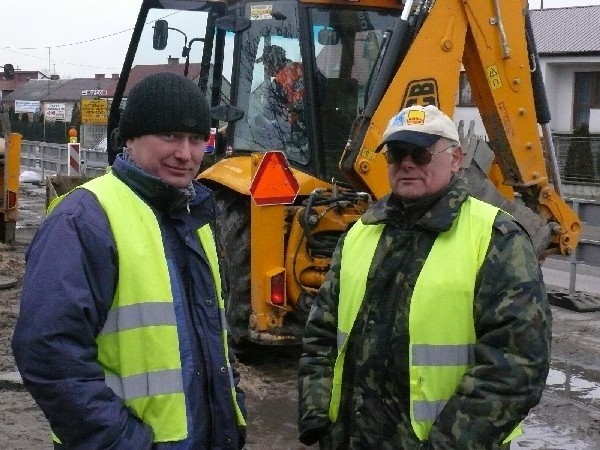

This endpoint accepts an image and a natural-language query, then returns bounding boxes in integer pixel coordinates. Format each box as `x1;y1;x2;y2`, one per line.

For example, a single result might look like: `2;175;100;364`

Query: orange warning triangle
249;151;300;206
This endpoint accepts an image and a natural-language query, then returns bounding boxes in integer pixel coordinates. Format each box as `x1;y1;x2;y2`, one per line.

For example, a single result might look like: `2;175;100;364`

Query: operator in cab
12;72;247;449
298;104;551;449
249;44;308;161
258;43;304;116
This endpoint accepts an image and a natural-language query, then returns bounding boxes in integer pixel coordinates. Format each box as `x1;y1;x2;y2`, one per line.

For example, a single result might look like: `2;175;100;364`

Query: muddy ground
0;183;599;449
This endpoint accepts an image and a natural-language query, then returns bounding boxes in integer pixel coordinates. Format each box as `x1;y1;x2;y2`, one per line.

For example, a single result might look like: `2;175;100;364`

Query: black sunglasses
383;143;456;166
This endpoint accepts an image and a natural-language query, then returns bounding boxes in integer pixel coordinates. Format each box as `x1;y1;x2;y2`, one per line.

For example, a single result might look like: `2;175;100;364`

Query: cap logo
391;111;407;126
406;109;426;126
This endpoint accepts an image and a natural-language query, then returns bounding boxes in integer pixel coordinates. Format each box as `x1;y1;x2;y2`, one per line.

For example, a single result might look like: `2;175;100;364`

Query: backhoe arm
341;0;580;256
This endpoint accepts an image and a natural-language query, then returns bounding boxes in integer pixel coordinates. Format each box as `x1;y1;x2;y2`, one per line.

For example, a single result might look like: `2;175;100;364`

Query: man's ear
450;145;463;173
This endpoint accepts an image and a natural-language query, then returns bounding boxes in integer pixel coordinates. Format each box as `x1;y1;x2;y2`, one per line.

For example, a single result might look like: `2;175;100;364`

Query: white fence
20;140;108;179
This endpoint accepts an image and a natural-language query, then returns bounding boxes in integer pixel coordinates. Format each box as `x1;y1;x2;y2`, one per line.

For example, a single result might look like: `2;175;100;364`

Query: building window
458;72;475;106
573;71;600;130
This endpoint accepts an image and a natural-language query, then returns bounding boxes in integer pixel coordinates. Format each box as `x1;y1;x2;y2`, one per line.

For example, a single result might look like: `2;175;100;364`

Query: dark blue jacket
12;155;247;449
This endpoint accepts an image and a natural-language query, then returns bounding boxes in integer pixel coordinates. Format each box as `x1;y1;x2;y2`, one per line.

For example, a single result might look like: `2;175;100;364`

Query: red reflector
6;190;17;209
270;272;286;306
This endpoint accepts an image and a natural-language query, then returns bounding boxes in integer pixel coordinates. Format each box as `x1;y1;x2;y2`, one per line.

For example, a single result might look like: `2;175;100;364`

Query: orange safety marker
249;151;299;206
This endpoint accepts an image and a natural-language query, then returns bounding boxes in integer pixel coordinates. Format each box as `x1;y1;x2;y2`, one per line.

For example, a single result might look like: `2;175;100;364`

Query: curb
0;275;18;290
0;371;24;390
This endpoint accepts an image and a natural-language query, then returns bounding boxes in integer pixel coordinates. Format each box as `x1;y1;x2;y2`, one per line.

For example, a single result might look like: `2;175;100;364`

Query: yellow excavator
106;0;581;345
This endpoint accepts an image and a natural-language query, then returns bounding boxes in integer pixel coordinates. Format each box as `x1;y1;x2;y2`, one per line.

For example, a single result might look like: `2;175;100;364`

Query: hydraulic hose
525;10;562;195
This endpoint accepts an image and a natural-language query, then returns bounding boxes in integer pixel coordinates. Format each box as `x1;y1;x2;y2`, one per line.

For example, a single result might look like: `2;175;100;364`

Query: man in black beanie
12;72;248;449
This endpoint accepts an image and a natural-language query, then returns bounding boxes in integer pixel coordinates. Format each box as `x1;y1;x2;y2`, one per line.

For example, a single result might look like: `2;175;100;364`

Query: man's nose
174;138;193;160
397;154;418;168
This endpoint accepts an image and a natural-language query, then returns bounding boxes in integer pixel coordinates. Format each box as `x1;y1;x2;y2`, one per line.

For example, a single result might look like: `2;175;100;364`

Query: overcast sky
1;0;598;79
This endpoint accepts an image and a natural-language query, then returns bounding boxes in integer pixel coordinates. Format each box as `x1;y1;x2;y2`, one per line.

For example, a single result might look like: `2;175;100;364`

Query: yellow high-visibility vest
48;173;245;444
333;196;521;443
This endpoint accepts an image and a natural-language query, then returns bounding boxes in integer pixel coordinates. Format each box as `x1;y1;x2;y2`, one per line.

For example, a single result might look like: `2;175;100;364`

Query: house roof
122;62;232;98
0;70;48;95
3;79;71;102
44;78;118;101
530;6;600;55
123;63;202;95
0;79;23;92
3;77;117;102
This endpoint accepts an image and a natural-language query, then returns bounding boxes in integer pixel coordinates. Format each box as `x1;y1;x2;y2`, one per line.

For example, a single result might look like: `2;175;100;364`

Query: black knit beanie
119;72;210;141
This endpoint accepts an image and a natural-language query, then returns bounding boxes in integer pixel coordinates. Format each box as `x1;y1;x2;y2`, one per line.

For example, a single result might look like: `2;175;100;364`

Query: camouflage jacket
298;178;551;450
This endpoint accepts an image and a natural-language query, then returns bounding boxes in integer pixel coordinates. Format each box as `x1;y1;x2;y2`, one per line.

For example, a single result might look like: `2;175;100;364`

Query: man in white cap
298;104;550;449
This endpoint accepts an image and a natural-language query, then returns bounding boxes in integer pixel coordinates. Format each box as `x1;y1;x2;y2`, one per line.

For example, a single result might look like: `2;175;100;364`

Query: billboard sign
44;103;66;121
15;100;40;114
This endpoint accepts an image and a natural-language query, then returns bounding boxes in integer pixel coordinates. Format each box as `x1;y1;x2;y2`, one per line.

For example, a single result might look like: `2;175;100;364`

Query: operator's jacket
298;177;551;450
12;154;247;449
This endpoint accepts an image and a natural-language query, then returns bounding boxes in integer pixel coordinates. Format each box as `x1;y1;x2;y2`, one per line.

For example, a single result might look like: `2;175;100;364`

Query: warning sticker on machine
487;64;503;91
250;5;273;20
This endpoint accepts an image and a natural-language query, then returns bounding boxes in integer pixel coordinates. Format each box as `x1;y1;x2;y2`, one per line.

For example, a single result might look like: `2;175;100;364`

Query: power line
0;28;134;51
0;10;179;51
0;47;119;71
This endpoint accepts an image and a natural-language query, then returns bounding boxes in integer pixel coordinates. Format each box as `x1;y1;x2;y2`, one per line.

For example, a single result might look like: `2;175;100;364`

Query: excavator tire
212;187;251;344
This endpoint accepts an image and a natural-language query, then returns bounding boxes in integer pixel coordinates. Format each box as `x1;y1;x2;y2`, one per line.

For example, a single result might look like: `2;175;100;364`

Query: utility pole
47;47;51;76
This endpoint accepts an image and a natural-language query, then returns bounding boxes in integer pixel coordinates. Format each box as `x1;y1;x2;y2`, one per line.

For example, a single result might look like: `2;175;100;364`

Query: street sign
81;98;108;125
249;151;300;205
81;89;108;97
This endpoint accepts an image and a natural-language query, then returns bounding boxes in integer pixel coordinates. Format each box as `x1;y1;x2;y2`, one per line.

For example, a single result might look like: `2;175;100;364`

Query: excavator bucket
458;121;553;257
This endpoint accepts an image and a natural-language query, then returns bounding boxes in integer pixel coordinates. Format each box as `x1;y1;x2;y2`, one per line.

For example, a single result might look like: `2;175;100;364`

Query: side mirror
3;64;14;80
153;20;169;50
318;28;339;46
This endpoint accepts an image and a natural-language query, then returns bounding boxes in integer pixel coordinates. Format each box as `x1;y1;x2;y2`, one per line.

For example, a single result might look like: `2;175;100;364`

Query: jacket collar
111;153;211;213
361;176;470;233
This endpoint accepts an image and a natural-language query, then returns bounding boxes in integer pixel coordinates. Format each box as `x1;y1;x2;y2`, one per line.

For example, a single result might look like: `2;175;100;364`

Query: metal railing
552;135;600;186
565;198;600;293
20;140;108;178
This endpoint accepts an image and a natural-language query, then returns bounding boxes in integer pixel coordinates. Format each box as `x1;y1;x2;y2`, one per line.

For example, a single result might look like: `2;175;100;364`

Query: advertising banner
15;100;40;114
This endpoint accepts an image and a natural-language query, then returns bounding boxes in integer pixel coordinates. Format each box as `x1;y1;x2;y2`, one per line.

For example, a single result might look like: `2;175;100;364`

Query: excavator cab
227;2;400;182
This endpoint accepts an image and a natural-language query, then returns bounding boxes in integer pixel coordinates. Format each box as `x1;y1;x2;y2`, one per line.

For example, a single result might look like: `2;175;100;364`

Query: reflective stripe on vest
335;197;521;443
49;173;245;444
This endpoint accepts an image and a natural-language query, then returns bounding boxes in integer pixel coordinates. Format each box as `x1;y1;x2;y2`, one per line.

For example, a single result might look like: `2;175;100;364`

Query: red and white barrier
67;143;81;176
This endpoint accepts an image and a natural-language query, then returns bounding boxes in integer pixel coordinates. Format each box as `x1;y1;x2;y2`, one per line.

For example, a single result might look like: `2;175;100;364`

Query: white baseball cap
375;104;459;151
